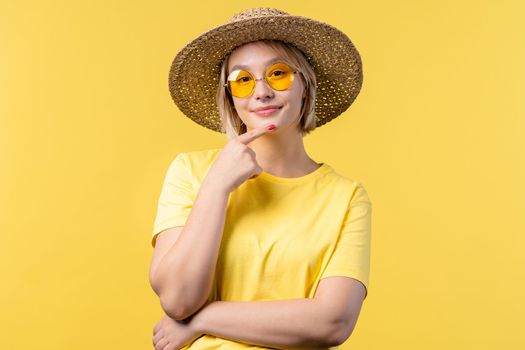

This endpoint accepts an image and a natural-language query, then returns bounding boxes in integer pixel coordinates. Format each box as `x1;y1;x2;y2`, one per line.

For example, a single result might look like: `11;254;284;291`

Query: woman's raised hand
205;124;277;194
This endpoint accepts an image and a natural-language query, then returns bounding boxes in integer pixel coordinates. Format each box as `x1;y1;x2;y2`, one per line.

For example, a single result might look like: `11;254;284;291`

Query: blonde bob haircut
217;39;317;139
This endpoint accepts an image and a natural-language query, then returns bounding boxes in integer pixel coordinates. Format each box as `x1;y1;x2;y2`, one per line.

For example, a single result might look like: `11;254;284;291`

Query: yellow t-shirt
151;148;372;349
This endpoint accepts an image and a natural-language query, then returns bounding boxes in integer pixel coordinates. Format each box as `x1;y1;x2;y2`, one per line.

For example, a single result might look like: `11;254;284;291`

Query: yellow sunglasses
223;62;299;98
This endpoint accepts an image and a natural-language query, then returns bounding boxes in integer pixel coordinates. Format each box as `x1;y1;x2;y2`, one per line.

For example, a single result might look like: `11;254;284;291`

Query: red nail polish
267;124;276;131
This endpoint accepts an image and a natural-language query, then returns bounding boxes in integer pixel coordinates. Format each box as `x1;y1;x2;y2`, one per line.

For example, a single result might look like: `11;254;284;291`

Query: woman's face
227;42;306;133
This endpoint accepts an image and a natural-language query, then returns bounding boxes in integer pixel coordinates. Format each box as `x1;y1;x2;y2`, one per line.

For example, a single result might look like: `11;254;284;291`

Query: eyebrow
230;57;285;72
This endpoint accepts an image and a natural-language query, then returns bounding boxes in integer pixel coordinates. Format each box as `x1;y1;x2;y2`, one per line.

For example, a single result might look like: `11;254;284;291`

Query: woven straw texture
168;8;363;133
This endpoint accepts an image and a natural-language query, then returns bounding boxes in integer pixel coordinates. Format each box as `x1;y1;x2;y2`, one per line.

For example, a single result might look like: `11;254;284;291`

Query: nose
253;77;274;100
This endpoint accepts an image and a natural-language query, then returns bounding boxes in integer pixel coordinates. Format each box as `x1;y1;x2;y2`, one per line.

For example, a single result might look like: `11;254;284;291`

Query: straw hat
168;7;363;133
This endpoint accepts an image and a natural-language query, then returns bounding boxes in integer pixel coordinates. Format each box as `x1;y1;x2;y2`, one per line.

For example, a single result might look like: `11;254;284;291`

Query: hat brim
168;15;363;133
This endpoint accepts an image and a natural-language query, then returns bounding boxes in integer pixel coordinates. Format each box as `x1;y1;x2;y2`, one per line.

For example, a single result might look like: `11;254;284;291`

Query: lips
252;105;282;117
253;107;281;117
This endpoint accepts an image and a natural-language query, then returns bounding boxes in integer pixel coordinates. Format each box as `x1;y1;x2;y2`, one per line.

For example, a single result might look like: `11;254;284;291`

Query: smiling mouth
253;106;283;117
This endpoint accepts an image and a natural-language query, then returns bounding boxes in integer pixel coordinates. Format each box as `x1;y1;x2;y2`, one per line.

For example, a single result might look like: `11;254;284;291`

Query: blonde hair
216;40;317;139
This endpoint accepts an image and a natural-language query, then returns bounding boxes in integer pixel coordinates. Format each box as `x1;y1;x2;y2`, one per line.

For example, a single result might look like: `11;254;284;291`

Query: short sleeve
320;182;372;299
151;153;195;248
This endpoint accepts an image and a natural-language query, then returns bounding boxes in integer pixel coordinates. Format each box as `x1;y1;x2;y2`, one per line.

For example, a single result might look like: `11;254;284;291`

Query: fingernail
267;124;276;131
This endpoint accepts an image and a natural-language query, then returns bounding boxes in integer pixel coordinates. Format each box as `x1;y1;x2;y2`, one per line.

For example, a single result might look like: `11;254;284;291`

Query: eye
237;76;252;83
267;62;293;79
228;69;252;83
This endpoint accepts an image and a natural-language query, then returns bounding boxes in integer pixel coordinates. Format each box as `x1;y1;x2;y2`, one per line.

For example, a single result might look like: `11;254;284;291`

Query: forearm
192;298;341;349
152;178;230;320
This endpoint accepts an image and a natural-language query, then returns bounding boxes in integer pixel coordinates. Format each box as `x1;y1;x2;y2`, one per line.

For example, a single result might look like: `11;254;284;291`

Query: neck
246;126;320;178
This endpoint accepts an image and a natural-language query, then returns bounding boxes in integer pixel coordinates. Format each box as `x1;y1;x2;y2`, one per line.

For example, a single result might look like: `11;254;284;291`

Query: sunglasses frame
223;62;300;98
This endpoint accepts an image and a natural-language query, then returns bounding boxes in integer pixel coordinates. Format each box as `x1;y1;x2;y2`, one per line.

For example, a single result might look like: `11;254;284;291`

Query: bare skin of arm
192;298;341;349
190;278;366;349
149;125;276;320
153;277;366;349
149;179;229;321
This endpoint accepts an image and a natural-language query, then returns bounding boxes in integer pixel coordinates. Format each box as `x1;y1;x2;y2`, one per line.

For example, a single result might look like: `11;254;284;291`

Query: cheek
286;91;304;109
232;98;247;111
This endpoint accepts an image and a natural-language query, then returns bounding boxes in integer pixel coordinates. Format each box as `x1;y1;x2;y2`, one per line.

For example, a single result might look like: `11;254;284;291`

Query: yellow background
1;0;524;348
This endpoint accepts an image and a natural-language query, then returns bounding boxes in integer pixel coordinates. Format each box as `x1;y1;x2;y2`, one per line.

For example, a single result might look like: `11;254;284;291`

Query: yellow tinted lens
266;63;294;90
227;69;254;97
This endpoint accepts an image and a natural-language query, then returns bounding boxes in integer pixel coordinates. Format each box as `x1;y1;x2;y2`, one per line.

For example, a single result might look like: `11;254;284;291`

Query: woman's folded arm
190;298;344;349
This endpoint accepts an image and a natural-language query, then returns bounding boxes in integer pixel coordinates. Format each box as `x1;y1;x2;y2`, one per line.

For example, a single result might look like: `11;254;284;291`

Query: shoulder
171;147;222;181
325;167;372;205
176;147;222;163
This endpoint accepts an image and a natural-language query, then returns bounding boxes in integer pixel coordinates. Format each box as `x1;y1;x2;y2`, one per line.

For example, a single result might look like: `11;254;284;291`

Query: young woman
149;8;372;350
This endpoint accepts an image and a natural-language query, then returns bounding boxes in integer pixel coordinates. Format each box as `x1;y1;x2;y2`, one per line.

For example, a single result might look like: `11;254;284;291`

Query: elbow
149;273;197;320
326;319;356;347
159;292;190;320
151;270;211;321
159;292;203;321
